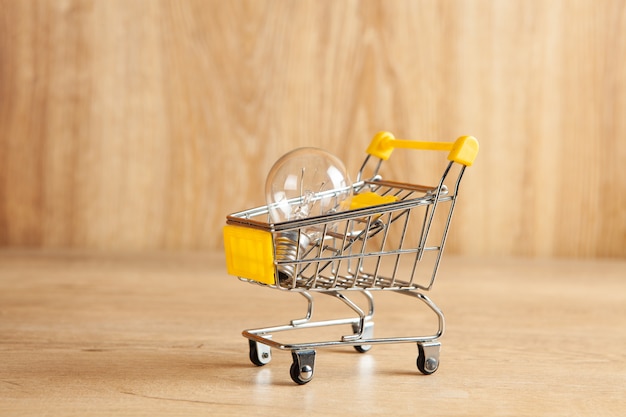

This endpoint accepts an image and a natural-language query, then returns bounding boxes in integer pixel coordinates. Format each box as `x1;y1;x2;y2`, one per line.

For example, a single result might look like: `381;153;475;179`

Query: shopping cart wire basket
223;131;479;384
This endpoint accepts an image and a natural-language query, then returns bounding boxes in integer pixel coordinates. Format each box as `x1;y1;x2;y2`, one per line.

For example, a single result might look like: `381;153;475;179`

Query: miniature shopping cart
223;131;478;384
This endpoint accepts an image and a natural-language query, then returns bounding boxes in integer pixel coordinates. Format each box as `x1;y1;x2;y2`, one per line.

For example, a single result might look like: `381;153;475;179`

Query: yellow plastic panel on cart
223;225;275;285
349;192;399;210
365;131;397;160
366;131;454;160
447;135;479;166
366;131;479;167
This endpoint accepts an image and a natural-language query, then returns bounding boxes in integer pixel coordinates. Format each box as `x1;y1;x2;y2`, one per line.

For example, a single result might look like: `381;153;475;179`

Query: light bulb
265;147;352;284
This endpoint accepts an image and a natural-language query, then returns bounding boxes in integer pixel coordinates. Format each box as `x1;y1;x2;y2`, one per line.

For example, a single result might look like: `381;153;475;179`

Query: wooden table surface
1;250;624;416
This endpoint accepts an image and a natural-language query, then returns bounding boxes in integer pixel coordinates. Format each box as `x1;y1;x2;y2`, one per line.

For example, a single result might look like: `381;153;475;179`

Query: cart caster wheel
417;342;440;375
352;320;374;353
248;339;271;366
354;344;372;353
290;350;316;385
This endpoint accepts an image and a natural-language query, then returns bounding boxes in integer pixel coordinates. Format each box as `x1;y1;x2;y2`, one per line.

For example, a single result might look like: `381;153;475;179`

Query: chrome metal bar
291;291;314;326
242;288;443;351
425;165;467;290
416;161;454;261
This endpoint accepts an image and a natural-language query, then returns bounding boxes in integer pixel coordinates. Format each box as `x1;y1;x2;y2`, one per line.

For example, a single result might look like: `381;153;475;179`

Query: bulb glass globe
265;147;352;224
265;147;352;284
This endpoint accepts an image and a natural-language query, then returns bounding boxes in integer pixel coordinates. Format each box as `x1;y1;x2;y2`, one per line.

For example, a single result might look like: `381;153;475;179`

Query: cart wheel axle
352;320;375;353
249;339;272;366
417;341;440;375
290;350;316;385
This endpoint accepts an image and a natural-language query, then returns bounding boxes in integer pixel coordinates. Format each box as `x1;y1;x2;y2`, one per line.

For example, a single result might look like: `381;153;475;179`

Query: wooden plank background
0;0;624;257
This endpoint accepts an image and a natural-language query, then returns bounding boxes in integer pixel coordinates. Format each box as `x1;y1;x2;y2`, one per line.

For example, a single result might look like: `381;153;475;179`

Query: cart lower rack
223;131;478;384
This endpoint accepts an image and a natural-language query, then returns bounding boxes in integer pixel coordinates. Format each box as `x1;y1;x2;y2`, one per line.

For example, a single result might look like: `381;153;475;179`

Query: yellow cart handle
366;131;479;166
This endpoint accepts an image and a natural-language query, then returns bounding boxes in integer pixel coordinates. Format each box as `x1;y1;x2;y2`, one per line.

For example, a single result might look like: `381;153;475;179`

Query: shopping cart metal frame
223;131;478;384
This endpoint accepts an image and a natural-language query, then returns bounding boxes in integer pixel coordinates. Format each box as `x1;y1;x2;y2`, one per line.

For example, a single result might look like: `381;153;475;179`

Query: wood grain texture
1;250;625;415
0;0;624;257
